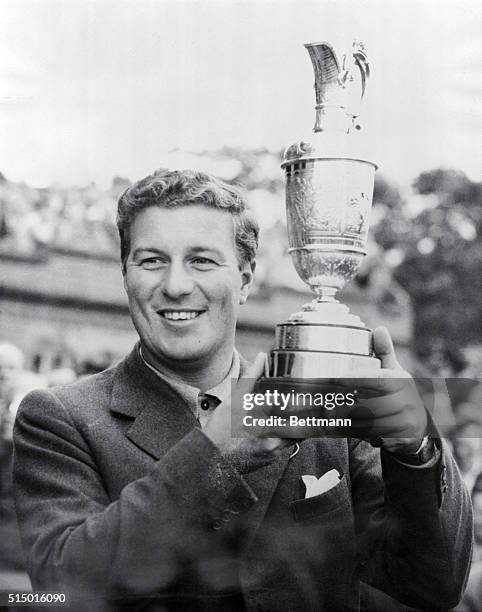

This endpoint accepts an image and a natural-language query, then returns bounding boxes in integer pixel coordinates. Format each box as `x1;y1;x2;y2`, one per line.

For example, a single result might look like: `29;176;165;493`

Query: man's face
124;205;254;369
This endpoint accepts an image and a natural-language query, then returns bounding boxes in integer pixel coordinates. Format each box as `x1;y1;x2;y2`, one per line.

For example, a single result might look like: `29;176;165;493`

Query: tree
374;169;482;373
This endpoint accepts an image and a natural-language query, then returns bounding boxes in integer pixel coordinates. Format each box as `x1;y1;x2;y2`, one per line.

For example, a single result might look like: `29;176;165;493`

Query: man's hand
343;326;428;455
203;353;287;458
237;328;429;454
205;329;428;458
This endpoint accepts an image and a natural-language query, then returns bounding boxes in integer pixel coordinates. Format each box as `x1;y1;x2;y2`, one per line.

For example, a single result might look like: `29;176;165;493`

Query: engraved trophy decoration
270;41;380;378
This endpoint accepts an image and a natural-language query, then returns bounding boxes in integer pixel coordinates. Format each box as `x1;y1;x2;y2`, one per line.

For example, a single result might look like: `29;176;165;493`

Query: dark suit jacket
13;346;472;611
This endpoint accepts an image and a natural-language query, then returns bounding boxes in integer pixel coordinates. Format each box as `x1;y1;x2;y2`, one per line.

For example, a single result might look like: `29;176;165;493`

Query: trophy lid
280;39;376;168
304;40;370;134
281;131;377;168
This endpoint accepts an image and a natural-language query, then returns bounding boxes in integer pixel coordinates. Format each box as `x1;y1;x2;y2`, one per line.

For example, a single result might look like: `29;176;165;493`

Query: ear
239;260;255;305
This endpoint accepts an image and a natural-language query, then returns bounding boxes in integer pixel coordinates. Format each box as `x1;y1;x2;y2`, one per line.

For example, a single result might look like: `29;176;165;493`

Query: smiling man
122;202;253;390
13;169;472;612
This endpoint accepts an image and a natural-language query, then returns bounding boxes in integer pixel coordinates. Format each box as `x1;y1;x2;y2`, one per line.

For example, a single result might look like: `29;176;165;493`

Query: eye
140;257;166;270
191;256;218;269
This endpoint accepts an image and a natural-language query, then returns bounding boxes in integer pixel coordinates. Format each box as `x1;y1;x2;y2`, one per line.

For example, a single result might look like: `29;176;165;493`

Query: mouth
157;309;205;321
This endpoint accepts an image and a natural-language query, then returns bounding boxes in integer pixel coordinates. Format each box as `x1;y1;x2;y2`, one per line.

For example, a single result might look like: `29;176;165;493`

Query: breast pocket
290;474;351;521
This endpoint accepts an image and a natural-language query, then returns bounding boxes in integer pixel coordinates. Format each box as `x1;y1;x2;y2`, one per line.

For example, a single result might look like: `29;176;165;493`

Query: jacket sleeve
13;389;257;608
349;438;473;609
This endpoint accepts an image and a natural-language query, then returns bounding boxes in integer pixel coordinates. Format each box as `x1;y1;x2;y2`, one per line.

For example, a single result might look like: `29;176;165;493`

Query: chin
153;344;211;364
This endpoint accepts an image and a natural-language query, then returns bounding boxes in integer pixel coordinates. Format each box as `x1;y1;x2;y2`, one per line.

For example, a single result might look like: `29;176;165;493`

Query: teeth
162;311;200;320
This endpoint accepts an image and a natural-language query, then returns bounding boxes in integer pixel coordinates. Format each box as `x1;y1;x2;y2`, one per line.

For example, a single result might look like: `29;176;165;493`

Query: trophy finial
305;41;370;133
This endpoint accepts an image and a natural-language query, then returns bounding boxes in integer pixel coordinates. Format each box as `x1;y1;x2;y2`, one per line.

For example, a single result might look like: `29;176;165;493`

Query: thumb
373;327;401;370
232;352;267;405
243;352;268;380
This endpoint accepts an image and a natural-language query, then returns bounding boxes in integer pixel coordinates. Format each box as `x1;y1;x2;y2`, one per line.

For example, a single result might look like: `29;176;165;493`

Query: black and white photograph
0;1;481;610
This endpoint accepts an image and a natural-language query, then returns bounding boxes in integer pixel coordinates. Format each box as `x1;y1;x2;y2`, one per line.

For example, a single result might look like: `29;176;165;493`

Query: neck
140;343;234;391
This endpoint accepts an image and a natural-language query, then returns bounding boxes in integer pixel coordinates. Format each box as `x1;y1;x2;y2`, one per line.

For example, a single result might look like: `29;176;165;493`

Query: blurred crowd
0;339;481;609
0;342;115;594
0;173;129;257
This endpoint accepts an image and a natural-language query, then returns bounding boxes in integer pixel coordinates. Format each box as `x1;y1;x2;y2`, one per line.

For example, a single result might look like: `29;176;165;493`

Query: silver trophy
270;41;380;378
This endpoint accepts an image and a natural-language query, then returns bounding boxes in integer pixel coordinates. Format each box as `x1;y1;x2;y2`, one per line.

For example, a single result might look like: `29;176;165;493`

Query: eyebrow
131;246;226;259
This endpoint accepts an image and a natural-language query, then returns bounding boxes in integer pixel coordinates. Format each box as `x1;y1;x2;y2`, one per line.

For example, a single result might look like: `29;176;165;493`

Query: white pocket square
302;469;342;499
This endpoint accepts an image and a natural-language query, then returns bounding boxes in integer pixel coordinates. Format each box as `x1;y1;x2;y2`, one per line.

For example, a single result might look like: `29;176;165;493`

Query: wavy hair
117;169;258;271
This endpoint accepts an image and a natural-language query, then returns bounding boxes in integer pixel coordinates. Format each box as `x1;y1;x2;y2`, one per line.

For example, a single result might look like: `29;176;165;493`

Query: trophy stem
313;286;338;302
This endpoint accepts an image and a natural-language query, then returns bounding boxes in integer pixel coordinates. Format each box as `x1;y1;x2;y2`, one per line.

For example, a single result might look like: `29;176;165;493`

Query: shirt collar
138;345;240;411
204;350;240;402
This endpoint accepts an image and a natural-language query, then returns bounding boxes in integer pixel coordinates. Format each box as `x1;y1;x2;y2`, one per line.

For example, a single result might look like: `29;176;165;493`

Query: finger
350;394;407;416
356;378;412;397
231;353;268;404
263;353;270;377
333;369;404;384
348;413;414;437
334;373;408;396
373;327;402;371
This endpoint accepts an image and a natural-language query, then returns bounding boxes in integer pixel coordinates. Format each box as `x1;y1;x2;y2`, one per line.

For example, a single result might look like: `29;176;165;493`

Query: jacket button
220;510;233;522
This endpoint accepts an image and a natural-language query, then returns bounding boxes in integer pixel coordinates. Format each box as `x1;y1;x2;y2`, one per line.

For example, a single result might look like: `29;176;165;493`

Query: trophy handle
305;41;370;133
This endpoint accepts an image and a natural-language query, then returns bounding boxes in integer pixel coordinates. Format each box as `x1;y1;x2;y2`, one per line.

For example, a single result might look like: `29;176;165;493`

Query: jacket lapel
110;347;295;532
110;346;198;459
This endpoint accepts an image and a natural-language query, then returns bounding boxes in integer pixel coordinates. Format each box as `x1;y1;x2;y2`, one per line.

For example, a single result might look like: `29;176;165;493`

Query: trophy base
270;349;380;378
270;321;381;378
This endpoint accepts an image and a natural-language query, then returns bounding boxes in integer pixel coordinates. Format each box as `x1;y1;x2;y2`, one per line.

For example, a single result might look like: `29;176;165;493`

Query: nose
161;261;195;300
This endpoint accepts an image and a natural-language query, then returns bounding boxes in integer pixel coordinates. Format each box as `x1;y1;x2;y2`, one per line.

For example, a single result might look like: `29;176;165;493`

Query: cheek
126;273;156;302
219;293;237;316
218;280;241;313
200;282;239;327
